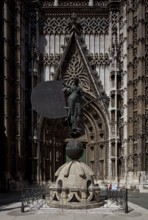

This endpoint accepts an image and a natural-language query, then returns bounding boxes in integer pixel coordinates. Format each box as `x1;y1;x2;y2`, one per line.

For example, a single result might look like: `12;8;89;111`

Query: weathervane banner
31;80;67;119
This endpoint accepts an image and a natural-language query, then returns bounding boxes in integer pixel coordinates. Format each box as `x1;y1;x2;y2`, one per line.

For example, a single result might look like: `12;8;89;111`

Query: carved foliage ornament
111;11;119;30
60;0;88;6
40;16;109;35
62;44;91;94
119;6;124;29
39;52;110;67
88;53;110;66
39;53;61;66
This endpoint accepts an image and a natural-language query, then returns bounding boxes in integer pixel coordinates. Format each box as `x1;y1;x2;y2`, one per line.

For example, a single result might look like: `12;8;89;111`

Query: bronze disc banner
31;80;67;119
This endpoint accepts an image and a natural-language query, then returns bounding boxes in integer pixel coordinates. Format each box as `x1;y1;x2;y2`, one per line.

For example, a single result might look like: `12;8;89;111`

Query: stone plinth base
48;160;102;209
48;201;103;209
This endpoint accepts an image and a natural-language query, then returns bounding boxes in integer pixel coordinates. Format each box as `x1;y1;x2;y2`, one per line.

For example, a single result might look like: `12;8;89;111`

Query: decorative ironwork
21;186;128;214
107;188;128;213
21;187;50;212
21;186;100;211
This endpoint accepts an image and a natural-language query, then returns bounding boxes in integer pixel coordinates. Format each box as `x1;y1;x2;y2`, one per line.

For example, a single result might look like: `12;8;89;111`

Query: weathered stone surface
50;160;100;208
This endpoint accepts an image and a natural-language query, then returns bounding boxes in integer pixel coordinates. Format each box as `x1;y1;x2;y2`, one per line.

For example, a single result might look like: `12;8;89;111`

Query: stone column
137;0;145;171
127;0;134;175
108;1;120;182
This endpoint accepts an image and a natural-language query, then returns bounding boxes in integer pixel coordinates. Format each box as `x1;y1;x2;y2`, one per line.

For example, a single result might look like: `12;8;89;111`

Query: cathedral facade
0;0;148;191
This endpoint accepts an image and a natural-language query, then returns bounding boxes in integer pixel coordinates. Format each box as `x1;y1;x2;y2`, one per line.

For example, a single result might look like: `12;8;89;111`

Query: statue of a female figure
63;77;84;132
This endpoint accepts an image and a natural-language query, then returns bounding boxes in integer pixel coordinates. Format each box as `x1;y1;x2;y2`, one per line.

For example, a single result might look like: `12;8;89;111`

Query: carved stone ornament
39;16;109;35
42;0;109;7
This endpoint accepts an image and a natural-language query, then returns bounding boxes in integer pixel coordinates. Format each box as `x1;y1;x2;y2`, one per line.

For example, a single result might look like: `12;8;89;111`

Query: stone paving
0;199;148;220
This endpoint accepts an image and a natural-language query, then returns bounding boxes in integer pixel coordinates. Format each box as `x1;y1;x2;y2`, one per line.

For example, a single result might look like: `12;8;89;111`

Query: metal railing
107;188;128;213
21;186;128;213
21;186;50;212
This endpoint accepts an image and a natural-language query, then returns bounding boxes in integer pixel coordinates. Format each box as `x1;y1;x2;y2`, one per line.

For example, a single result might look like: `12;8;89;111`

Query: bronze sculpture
63;77;84;133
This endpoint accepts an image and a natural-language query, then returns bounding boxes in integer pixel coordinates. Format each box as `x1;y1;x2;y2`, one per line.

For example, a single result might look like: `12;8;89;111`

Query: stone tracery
40;16;109;35
62;45;93;94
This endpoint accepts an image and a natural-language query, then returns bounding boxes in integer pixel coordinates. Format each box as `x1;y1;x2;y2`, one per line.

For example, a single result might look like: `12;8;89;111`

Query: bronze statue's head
74;77;79;86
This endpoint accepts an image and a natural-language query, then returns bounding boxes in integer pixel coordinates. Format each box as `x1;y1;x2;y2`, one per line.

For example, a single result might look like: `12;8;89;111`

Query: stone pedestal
49;140;102;208
49;161;101;208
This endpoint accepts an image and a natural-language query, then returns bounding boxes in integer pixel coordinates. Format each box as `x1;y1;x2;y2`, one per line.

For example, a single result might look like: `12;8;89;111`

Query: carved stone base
48;161;102;208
